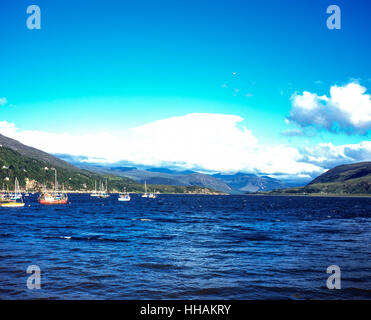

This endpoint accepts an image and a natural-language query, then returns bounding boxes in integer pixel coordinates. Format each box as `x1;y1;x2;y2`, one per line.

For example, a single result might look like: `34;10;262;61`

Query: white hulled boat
118;187;131;202
142;181;149;198
90;180;110;198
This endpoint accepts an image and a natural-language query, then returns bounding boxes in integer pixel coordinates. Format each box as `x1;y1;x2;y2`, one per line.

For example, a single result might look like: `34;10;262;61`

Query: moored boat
118;188;131;201
90;181;100;197
1;202;25;208
38;193;68;205
148;189;158;198
0;193;10;202
0;184;10;202
142;181;149;198
90;180;110;198
38;169;68;205
0;178;25;208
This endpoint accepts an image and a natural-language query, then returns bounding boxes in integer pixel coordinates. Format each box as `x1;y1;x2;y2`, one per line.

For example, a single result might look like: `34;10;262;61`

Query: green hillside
0;133;76;170
265;162;371;195
308;161;371;185
0;146;220;194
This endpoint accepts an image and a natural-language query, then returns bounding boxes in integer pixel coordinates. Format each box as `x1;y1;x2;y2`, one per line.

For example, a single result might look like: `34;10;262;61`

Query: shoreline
250;193;371;198
19;191;227;195
17;191;370;197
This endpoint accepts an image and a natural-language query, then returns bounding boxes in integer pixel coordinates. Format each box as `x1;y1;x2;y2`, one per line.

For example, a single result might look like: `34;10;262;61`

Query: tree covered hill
0;133;75;170
0;146;220;194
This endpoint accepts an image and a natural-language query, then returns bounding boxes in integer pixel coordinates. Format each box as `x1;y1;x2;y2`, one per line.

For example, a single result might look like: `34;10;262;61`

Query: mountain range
0;135;220;194
2;133;288;194
1;133;369;195
65;161;293;194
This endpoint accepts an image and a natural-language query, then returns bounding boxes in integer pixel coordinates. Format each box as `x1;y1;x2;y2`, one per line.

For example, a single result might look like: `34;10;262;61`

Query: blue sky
0;0;370;177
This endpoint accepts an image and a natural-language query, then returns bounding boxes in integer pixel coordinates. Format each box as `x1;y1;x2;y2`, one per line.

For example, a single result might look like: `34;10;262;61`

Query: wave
43;235;130;243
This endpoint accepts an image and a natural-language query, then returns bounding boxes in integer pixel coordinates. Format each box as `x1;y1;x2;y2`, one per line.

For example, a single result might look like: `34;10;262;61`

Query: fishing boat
118;187;130;202
38;169;68;205
1;178;25;207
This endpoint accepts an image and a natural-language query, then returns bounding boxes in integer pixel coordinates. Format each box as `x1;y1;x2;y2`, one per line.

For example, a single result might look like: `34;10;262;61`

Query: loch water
0;194;370;299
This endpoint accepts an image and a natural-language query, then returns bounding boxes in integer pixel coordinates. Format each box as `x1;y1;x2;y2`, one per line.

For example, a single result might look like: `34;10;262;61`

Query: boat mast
53;168;58;193
15;177;23;203
15;177;18;197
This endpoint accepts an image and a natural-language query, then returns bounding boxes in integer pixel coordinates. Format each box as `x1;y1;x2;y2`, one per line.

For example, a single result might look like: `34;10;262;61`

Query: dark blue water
0;194;370;299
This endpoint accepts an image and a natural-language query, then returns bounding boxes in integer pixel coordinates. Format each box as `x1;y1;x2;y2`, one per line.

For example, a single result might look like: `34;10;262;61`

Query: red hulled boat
38;192;68;205
38;168;68;205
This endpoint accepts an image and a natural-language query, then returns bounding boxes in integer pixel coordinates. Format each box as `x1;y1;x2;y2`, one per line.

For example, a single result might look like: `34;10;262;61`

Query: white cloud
288;82;371;134
118;113;259;172
0;121;17;136
1;113;369;178
300;141;371;169
0;97;8;106
0;114;257;172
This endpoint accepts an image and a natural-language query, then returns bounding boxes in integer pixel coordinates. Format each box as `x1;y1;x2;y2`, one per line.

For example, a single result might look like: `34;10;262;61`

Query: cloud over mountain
0;113;369;179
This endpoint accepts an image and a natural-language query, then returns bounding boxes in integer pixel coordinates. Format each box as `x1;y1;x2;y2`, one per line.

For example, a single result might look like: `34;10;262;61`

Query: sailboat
1;178;25;207
118;187;130;202
90;181;100;197
142;181;157;198
90;180;109;198
0;184;10;203
148;189;157;198
38;169;68;205
142;181;149;198
100;179;110;198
